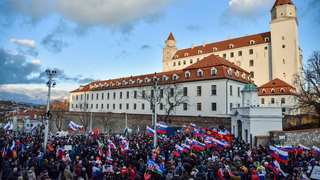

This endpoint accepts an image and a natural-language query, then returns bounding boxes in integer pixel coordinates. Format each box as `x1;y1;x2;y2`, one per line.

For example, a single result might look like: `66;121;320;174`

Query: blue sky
0;0;319;104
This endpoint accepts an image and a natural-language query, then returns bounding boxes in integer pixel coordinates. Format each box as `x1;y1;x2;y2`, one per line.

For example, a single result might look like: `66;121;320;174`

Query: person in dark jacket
93;168;103;180
3;158;13;180
7;167;21;180
48;163;60;180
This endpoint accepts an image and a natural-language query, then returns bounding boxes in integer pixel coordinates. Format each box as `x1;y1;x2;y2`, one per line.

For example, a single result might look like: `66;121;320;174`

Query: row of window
261;97;285;104
261;88;285;94
72;102;222;111
72;84;242;101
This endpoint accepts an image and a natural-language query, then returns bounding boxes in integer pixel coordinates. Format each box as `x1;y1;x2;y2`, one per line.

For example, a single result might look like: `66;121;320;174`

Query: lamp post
44;69;56;153
153;78;158;148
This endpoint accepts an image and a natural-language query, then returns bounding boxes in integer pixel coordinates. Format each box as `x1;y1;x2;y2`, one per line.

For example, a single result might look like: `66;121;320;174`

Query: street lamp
44;69;56;153
153;77;158;148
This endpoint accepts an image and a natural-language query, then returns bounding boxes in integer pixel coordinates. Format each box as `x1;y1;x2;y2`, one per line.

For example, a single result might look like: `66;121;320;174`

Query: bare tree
138;83;189;123
51;100;69;131
293;50;320;126
75;102;91;132
96;111;113;132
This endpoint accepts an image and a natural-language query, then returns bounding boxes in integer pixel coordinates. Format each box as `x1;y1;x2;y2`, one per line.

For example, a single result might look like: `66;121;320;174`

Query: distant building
162;0;302;87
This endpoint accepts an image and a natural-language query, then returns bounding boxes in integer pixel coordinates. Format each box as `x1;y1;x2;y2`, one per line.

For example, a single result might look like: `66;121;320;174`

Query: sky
0;0;319;105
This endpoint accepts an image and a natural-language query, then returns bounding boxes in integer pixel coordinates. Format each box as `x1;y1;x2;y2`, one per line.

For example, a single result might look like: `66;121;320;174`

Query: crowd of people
0;127;318;180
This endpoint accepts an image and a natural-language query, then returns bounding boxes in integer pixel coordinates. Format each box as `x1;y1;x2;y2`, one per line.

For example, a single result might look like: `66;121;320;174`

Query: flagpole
153;78;158;148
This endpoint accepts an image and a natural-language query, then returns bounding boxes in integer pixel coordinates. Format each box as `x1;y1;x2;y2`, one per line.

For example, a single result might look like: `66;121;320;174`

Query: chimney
228;36;231;40
212;40;215;43
191;43;194;49
245;34;248;36
202;41;206;47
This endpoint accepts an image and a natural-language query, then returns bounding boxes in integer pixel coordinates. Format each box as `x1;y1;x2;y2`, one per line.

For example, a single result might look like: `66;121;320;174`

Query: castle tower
241;81;259;107
270;0;302;85
163;33;178;72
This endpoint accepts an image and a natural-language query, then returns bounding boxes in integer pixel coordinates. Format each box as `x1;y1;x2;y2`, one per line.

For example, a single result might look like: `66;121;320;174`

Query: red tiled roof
70;54;251;93
167;33;175;41
258;78;297;96
272;0;294;9
173;32;270;60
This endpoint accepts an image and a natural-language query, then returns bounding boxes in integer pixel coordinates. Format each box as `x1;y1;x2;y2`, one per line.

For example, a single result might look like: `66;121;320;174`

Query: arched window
213;47;217;52
185;71;191;79
198;50;202;54
227;68;232;76
211;67;217;76
197;69;203;77
262;89;266;94
280;88;285;93
271;89;275;93
229;44;234;48
250;40;255;45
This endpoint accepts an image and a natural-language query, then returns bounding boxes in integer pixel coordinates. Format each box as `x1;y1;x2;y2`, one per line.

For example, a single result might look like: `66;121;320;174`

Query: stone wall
269;128;320;147
255;136;270;147
282;115;312;130
49;112;231;134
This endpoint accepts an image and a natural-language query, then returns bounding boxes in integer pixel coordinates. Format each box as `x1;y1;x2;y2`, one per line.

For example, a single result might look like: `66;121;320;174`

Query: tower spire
272;0;294;9
167;32;175;41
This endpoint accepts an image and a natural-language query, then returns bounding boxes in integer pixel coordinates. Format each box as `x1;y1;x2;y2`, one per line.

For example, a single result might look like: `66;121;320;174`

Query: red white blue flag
146;126;155;136
212;139;225;149
276;145;294;153
190;123;196;129
310;146;320;156
156;123;167;134
298;144;310;151
182;144;190;153
78;125;84;131
67;121;77;131
270;146;288;164
173;145;183;157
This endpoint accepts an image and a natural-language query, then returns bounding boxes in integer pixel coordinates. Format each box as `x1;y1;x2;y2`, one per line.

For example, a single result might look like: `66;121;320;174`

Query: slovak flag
310;146;320;156
212;126;219;133
182;144;191;153
221;140;232;148
186;138;192;146
157;136;163;142
146;126;155;136
67;121;77;131
177;129;182;136
50;132;56;138
57;148;64;157
173;145;183;157
268;160;288;177
119;135;125;142
106;156;113;164
4;122;11;130
190;123;196;129
194;129;203;138
78;125;84;131
270;146;288;164
156;123;167;134
298;144;310;151
120;140;127;149
212;139;225;149
276;145;294;153
193;140;206;151
299;174;309;180
97;141;102;155
108;140;117;150
223;128;231;135
31;125;37;133
204;140;213;148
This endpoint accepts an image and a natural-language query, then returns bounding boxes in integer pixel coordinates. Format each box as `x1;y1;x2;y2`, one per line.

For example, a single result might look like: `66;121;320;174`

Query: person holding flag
31;125;37;133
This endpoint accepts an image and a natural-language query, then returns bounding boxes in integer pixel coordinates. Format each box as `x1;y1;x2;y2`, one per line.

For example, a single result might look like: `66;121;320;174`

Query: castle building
162;0;302;87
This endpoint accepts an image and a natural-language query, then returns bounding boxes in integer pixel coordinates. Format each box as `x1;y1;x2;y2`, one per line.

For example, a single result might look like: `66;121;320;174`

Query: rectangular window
72;95;74;101
113;104;115;109
211;69;217;76
170;88;174;97
230;52;234;58
142;103;145;110
134;103;137;110
245;129;248;142
230;85;233;96
91;104;93;109
197;71;203;77
142;90;146;98
183;103;187;110
80;104;82;109
282;45;285;48
96;93;99;100
249;60;254;66
183;60;186;65
126;91;129;99
212;103;217;111
223;54;226;58
250;71;255;78
126;103;129;110
96;104;98;109
271;98;275;104
211;85;217;95
113;92;116;99
87;94;89;100
71;104;73;108
107;104;109;109
101;93;104;100
119;104;122;109
91;94;94;100
134;91;137;99
249;49;253;54
173;62;176;66
151;90;154;98
81;95;83;100
107;93;110;99
238;87;240;97
197;86;202;96
190;59;193;64
261;98;265;104
282;108;286;112
197;103;202;111
101;104;103;109
230;103;233;111
238;51;242;56
160;103;163;110
120;92;122;99
281;98;285;104
178;61;181;65
183;87;188;96
160;89;164;98
76;95;78;101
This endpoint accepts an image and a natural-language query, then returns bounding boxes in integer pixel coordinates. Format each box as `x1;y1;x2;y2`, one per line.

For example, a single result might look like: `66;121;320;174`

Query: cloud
141;45;151;50
0;48;100;85
220;0;274;26
300;0;320;24
0;85;70;105
186;25;204;31
10;39;35;48
115;50;130;60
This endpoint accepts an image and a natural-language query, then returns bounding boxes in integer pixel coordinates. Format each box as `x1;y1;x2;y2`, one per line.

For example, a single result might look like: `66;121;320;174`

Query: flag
147;158;163;176
67;136;72;143
156;123;167;134
190;123;196;129
298;144;310;151
205;130;215;137
276;145;294;153
157;136;163;142
2;145;8;157
268;160;288;177
119;135;125;142
177;129;182;137
185;128;190;134
67;121;77;131
4;122;11;130
270;146;288;164
299;174;309;180
310;158;316;165
221;140;232;148
94;129;99;137
120;140;127;149
78;125;84;131
50;132;55;138
212;126;219;133
123;141;130;154
97;140;102;155
194;129;202;138
136;125;139;134
185;138;192;146
212;139;225;149
182;144;191;153
173;145;183;157
10;141;15;151
146;126;155;136
109;125;112;134
223;128;231;135
310;146;320;156
108;140;117;150
5;131;11;136
31;125;37;133
106;156;113;164
57;148;64;157
204;140;213;148
193;140;206;151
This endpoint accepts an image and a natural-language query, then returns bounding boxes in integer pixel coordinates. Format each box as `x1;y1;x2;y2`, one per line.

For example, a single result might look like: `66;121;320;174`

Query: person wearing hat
7;167;21;180
64;165;73;180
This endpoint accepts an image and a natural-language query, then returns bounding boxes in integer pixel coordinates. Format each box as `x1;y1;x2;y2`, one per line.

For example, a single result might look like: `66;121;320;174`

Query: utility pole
153;78;158;148
44;69;56;153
